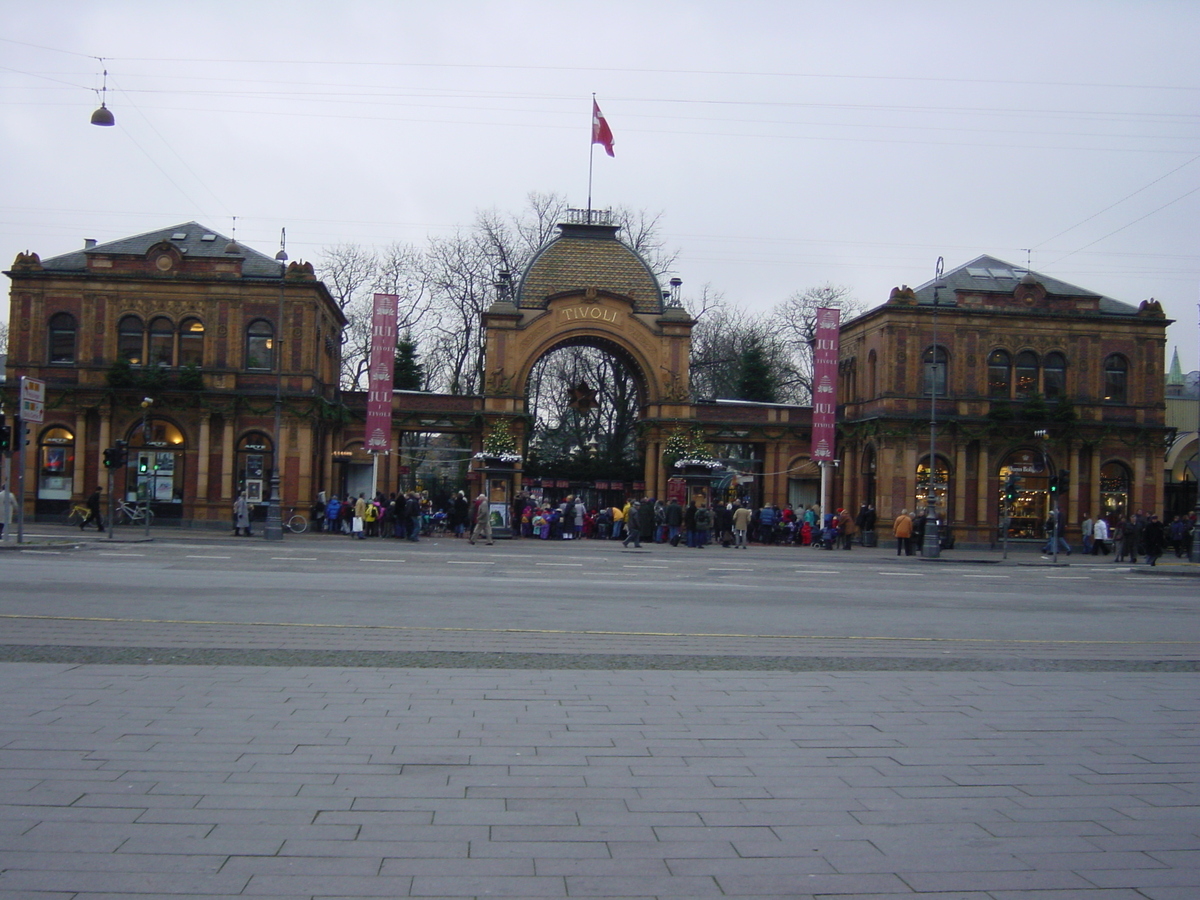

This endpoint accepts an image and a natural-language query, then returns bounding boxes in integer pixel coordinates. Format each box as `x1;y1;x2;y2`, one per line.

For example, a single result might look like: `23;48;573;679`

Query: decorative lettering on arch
560;304;619;324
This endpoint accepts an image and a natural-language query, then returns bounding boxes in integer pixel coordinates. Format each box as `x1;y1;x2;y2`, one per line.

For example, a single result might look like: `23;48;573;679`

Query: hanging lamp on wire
90;61;115;126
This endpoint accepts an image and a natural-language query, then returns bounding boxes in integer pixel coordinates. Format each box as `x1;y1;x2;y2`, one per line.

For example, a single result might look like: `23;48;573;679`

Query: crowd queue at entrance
300;490;892;550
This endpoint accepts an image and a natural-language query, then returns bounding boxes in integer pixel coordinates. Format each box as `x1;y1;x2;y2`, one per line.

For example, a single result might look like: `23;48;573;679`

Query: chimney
84;238;96;249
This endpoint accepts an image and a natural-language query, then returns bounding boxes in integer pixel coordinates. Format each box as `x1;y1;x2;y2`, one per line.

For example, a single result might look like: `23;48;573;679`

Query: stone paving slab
0;664;1197;898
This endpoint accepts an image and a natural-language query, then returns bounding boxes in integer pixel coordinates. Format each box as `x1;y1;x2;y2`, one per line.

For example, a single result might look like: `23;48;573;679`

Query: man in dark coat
638;498;656;545
82;487;105;531
622;500;644;548
665;498;684;546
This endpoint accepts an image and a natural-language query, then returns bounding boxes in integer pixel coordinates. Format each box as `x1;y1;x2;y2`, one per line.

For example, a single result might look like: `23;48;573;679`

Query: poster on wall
246;480;263;503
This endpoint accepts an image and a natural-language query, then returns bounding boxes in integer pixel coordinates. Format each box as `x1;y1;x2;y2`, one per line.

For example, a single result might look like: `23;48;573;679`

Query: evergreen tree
393;336;424;390
736;337;778;402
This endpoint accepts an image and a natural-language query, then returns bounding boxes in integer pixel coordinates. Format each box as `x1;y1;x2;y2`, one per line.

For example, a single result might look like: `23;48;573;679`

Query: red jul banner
810;307;840;461
365;293;398;452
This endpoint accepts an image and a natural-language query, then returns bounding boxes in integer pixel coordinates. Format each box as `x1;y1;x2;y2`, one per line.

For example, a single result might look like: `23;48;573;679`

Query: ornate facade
836;256;1172;546
4;224;347;524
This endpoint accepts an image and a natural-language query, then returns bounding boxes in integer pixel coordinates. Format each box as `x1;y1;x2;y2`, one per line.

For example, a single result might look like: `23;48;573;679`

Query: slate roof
910;255;1139;315
517;223;663;313
37;222;284;279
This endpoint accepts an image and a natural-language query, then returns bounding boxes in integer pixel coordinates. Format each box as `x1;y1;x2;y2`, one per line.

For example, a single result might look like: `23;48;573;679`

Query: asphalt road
2;530;1196;668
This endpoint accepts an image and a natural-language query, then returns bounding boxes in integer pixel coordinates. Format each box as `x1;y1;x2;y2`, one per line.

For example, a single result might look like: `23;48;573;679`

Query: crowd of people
300;491;888;551
295;492;1198;562
1043;509;1198;565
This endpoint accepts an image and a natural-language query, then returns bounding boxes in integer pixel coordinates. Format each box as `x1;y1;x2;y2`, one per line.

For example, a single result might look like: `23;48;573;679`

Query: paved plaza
0;530;1196;898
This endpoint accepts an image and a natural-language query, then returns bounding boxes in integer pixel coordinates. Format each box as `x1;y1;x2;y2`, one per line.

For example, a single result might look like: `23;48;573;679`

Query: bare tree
771;283;865;404
689;293;799;402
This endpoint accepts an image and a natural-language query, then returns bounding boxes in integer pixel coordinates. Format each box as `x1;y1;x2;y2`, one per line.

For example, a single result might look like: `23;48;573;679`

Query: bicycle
115;500;154;526
66;504;91;526
284;509;308;534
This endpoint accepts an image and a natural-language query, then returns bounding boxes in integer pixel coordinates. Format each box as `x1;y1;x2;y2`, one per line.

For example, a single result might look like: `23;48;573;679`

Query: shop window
1043;352;1067;399
38;426;75;501
915;455;950;517
922;345;948;397
1014;350;1039;399
998;450;1052;539
148;316;174;367
179;318;205;367
47;312;77;364
127;417;185;507
1103;354;1128;404
236;432;275;504
1100;461;1131;519
118;315;144;365
987;350;1011;398
245;320;274;371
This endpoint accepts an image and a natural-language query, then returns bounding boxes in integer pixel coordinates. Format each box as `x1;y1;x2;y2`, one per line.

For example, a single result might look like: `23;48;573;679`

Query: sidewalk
8;521;1199;574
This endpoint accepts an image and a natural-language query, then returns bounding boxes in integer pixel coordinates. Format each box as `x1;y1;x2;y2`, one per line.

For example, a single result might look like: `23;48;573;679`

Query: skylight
966;267;990;277
989;267;1014;279
171;233;187;241
201;234;217;242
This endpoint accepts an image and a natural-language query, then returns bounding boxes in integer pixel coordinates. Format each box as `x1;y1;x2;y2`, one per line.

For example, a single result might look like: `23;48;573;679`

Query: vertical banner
365;293;398;452
810;307;841;461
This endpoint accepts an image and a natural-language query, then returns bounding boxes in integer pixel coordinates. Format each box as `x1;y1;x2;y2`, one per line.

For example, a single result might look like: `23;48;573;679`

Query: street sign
19;377;45;424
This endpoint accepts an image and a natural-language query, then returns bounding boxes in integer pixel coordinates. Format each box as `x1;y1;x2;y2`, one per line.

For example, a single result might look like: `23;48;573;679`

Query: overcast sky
3;0;1198;372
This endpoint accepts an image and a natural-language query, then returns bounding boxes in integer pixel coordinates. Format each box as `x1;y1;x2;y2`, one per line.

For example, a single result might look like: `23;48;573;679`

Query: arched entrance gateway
479;214;698;501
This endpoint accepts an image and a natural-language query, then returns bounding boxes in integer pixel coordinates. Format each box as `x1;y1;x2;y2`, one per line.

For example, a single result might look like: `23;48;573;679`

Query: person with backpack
693;503;713;548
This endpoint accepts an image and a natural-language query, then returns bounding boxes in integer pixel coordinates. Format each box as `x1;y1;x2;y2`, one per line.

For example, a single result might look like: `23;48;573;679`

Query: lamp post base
264;474;283;541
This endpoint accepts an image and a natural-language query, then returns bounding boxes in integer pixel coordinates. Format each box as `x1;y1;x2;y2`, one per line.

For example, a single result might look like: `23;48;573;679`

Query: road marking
1045;575;1090;579
962;574;1010;579
710;567;754;571
272;557;317;561
185;555;231;559
623;564;669;569
536;562;583;567
446;560;494;565
97;552;145;557
359;558;401;562
795;569;839;574
875;570;924;576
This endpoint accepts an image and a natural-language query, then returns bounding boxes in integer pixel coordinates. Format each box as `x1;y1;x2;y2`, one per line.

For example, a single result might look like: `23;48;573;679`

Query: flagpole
587;94;595;224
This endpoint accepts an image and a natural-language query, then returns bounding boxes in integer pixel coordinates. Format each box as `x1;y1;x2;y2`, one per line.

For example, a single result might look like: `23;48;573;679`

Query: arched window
48;312;77;364
1103;354;1128;404
37;425;75;505
148;316;174;367
1014;350;1039;399
118;315;144;365
179;318;205;368
245;319;274;371
1100;461;1131;519
922;345;948;397
127;417;186;514
915;455;951;517
987;350;1011;398
1043;352;1067;399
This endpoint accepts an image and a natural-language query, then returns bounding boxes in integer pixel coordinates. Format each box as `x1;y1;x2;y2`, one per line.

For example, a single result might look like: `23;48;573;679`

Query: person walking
469;492;493;545
0;482;14;539
1143;514;1166;566
838;508;857;550
1081;515;1094;555
233;491;251;536
893;509;913;556
1092;516;1110;555
622;500;643;548
732;503;752;549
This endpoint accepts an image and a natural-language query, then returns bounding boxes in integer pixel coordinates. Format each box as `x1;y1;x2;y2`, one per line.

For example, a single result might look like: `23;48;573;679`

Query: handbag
352;516;364;532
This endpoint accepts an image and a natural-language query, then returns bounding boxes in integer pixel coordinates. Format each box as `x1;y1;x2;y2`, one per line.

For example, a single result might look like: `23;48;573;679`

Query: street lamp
264;230;287;541
921;257;946;558
140;397;153;538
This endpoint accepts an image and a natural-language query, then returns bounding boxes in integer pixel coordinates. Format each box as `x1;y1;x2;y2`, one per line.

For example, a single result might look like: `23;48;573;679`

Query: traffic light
113;441;128;467
103;448;116;468
0;423;10;454
1003;474;1019;504
1048;473;1058;495
138;455;149;474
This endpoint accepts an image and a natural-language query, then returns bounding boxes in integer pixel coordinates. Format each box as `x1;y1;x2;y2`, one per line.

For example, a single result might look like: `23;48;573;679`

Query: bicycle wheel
66;508;82;526
286;514;308;534
115;508;131;526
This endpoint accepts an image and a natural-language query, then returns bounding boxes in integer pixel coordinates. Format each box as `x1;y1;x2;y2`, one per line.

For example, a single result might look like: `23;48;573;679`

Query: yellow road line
0;613;1194;646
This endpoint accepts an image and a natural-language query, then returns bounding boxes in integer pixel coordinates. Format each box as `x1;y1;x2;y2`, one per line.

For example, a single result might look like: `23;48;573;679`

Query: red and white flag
592;99;615;157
